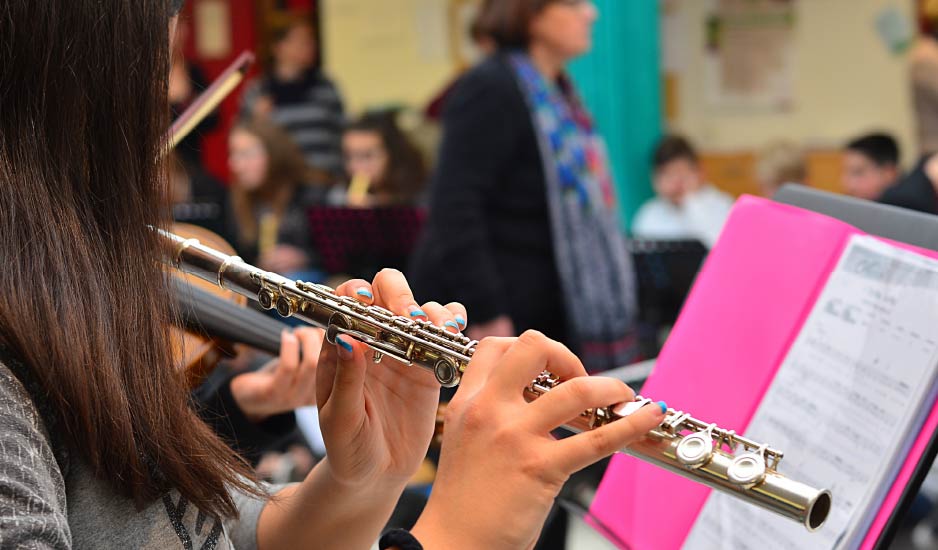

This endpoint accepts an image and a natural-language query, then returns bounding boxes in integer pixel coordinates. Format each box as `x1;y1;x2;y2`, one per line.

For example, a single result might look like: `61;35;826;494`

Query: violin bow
168;51;255;149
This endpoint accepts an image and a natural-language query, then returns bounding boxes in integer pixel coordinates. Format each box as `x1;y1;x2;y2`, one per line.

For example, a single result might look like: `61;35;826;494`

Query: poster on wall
704;0;797;112
193;0;232;59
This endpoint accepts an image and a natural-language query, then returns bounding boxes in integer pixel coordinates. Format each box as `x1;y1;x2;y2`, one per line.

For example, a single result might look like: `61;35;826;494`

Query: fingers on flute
371;268;426;320
334;278;374;305
326;334;368;416
420;301;460;333
525;376;635;433
552;401;665;474
316;343;337;409
493;331;587;396
444;302;468;331
457;336;514;395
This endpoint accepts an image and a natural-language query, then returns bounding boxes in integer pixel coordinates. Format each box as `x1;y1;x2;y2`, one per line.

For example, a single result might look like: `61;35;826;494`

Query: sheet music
683;235;938;550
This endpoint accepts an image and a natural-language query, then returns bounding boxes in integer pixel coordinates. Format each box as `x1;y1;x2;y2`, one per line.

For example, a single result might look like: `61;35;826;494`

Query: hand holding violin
229;327;323;423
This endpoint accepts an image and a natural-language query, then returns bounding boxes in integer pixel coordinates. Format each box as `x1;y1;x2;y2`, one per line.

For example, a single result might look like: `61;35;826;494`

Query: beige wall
321;0;463;114
667;0;917;165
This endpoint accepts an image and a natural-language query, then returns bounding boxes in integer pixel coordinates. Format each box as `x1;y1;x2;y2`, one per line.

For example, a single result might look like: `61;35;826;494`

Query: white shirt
631;185;735;248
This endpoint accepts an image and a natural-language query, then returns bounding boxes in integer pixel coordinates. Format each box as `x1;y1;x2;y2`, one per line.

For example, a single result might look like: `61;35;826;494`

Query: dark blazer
409;54;568;344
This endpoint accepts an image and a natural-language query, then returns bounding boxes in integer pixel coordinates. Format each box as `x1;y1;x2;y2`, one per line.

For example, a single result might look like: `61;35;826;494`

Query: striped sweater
241;69;345;177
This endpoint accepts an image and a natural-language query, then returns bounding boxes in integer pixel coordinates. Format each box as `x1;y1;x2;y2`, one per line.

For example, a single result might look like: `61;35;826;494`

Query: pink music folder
589;196;938;549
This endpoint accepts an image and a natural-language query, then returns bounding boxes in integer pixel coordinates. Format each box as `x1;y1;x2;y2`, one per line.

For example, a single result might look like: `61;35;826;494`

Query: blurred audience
755;140;807;198
241;19;345;177
411;0;640;372
842;133;901;201
632;135;734;248
227;120;329;277
341;111;428;207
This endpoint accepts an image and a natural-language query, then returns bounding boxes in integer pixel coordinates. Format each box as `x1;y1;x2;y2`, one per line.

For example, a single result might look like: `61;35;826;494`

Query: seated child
632;135;734;248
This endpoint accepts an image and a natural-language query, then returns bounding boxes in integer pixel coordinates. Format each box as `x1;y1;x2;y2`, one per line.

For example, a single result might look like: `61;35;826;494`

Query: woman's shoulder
0;358;267;549
0;358;71;547
443;54;528;125
464;54;515;81
451;54;524;103
0;357;65;469
0;358;49;435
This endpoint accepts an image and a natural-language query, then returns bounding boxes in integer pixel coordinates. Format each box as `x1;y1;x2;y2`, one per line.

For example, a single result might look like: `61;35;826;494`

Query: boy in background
843;133;901;201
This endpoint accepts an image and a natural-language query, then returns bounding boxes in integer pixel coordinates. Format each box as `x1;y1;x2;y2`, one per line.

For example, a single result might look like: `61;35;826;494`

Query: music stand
773;184;938;549
307;206;426;280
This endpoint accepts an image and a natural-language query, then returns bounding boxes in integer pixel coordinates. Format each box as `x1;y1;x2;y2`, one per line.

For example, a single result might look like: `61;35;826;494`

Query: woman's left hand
316;269;467;489
230;327;323;423
260;244;309;274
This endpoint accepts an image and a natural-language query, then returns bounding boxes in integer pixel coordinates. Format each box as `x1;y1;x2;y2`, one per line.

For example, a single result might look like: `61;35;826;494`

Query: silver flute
160;229;832;531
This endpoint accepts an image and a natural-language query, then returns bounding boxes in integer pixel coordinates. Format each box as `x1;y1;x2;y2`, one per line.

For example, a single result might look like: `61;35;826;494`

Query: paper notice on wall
704;0;796;111
194;0;232;60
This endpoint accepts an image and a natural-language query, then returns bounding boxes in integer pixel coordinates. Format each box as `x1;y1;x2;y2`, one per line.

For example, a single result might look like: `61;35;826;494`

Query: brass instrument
160;229;832;531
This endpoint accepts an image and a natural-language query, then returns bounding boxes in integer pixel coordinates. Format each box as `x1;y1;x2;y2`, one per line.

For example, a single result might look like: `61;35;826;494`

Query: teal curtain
570;0;662;230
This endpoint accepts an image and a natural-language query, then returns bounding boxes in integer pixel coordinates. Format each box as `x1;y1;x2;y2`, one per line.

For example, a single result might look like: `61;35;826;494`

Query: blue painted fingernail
444;320;460;331
355;288;373;299
336;336;353;353
455;316;467;327
657;401;668;414
410;308;427;319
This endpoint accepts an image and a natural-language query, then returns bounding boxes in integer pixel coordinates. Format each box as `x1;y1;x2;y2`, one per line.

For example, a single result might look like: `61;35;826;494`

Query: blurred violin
170;223;287;387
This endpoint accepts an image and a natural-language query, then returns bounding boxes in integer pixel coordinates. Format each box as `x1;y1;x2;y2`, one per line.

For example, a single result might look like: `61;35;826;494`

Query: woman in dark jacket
410;0;639;372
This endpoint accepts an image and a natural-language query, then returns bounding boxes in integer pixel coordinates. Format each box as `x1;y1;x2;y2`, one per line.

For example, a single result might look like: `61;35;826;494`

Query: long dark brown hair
0;0;258;517
344;112;427;205
229;120;328;245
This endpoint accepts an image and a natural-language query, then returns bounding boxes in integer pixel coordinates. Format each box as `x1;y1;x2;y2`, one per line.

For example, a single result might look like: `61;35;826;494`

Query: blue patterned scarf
509;53;639;372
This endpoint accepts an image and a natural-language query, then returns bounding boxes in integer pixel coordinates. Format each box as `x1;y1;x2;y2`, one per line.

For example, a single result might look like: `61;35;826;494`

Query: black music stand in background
629;239;708;359
774;184;938;550
307;206;426;281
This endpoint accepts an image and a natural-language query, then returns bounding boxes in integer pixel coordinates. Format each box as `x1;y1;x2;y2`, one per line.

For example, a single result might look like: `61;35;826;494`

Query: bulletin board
703;0;797;111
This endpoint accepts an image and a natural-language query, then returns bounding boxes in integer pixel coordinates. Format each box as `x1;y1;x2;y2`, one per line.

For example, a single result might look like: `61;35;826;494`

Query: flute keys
258;288;275;310
676;424;716;468
727;445;768;487
276;296;297;317
434;358;460;388
676;433;714;468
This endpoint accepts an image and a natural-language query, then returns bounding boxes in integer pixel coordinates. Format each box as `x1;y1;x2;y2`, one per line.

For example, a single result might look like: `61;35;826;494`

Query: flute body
160;229;832;531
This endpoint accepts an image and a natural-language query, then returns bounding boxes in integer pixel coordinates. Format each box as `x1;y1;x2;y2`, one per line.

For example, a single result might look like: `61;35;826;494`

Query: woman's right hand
410;331;666;550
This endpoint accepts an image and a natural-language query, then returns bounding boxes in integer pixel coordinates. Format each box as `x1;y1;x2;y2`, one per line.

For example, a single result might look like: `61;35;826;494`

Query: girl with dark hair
227;120;327;275
411;0;640;372
342;112;428;207
0;1;664;548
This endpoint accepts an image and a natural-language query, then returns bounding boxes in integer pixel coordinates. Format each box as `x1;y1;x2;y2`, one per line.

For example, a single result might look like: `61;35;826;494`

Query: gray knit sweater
0;362;269;549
